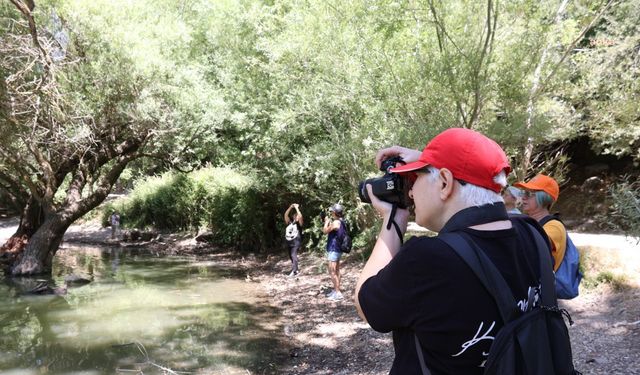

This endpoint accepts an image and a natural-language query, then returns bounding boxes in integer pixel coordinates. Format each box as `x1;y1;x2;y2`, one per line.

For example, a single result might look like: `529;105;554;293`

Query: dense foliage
610;178;640;238
1;0;638;263
104;167;279;250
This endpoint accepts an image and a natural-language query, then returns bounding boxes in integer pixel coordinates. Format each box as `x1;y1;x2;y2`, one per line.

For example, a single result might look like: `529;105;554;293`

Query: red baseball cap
390;128;511;193
513;174;559;201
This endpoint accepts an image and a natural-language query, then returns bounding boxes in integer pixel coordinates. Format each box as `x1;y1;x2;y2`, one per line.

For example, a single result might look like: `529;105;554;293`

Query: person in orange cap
514;174;566;271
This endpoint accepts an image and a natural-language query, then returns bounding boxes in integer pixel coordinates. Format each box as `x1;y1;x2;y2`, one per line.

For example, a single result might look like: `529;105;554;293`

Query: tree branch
534;0;617;99
427;0;468;126
8;0;54;85
468;0;497;128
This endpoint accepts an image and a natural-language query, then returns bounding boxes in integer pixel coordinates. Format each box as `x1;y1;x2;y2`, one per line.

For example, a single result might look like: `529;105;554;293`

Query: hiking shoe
287;270;299;278
324;289;335;297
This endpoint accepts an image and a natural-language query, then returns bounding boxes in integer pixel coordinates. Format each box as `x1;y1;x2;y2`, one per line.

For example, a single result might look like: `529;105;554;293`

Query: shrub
609;176;640;238
578;249;633;292
583;271;631;292
103;167;279;251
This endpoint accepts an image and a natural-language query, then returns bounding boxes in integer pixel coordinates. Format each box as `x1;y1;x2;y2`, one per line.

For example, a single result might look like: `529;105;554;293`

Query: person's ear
438;168;455;200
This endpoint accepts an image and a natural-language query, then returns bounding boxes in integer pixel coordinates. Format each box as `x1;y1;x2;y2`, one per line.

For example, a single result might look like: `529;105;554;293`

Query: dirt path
251;252;394;375
561;286;640;375
2;220;639;374
257;251;640;375
0;217;19;242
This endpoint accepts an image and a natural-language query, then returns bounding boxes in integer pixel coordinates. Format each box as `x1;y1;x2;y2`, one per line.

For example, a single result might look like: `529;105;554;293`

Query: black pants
287;239;301;273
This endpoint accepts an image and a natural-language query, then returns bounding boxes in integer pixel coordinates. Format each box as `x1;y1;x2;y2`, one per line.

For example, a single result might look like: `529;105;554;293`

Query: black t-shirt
358;215;545;375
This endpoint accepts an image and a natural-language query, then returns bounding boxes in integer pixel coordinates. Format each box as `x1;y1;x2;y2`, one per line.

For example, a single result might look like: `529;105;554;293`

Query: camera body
358;156;412;208
319;211;326;221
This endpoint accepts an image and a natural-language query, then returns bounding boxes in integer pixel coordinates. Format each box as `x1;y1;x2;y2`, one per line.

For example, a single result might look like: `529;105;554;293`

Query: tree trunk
10;214;69;275
17;197;46;237
6;166;128;275
520;0;570;179
0;198;44;266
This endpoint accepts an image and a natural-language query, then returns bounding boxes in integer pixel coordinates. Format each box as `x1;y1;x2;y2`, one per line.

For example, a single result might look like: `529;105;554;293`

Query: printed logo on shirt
516;285;541;312
451;284;540;367
452;321;496;358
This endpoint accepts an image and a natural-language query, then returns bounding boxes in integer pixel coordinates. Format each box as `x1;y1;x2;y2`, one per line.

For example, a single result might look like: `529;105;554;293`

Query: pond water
0;245;282;375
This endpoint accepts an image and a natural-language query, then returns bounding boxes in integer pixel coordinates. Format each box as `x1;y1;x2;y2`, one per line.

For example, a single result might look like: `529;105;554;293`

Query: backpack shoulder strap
539;214;561;227
510;215;558;305
438;232;518;324
414;333;432;375
439;221;558;321
521;222;558;306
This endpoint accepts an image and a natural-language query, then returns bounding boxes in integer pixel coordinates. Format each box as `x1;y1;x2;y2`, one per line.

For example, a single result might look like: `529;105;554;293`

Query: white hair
426;167;506;207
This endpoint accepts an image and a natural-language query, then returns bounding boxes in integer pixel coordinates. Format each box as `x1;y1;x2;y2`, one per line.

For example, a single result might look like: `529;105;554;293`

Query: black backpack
338;219;352;253
415;220;581;375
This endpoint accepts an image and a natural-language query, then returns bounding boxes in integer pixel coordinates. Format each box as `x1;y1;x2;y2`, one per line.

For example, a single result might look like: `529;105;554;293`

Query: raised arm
322;217;340;234
284;204;293;224
355;184;409;322
293;204;304;226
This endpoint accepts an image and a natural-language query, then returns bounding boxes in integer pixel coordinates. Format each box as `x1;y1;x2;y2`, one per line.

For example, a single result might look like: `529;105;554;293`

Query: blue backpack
540;215;583;300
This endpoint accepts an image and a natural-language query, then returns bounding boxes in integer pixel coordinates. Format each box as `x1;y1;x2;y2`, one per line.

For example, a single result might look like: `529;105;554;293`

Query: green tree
2;0;638;267
0;0;225;274
565;0;640;160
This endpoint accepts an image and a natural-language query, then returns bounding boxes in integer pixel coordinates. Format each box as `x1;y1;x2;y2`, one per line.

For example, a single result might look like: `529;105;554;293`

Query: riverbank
242;248;640;375
2;220;639;374
67;222;394;374
146;239;640;375
69;225;640;374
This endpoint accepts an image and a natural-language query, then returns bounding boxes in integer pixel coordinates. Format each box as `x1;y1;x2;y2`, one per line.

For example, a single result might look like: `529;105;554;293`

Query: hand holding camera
374;146;421;169
358;156;413;209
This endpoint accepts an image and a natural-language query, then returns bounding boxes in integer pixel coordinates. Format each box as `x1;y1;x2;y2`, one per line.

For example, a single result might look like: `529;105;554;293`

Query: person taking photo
284;203;304;277
355;128;559;374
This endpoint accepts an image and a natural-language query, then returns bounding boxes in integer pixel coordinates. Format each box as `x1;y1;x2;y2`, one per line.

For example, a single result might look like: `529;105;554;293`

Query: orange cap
513;174;559;201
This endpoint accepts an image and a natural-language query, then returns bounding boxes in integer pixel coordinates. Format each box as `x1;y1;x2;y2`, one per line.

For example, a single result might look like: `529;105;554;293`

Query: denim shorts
327;251;342;262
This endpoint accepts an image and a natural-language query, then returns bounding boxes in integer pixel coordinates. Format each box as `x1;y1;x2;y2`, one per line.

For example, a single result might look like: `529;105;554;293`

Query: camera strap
386;204;404;244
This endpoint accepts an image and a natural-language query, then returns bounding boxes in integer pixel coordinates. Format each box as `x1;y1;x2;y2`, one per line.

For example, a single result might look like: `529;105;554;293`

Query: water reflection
0;245;282;374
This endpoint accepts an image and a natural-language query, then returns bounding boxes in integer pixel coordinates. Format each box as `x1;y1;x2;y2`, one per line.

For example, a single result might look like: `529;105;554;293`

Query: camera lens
358;181;371;203
357;157;410;207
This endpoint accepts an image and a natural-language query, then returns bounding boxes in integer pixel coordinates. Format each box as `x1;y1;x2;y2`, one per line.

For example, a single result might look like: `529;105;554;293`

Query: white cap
506;186;523;198
329;203;343;214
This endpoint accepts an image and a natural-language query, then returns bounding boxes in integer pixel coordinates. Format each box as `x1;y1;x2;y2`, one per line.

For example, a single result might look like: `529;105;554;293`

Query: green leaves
110;167;278;250
2;0;638;250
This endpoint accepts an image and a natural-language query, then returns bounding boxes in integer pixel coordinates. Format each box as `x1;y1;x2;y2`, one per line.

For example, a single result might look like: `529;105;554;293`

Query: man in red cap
514;174;566;271
354;128;557;374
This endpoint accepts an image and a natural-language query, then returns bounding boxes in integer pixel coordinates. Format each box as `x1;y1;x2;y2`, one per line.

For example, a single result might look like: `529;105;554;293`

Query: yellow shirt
543;220;567;272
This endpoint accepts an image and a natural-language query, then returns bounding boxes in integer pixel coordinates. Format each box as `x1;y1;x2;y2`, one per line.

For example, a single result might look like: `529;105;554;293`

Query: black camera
358;156;412;208
319;211;326;221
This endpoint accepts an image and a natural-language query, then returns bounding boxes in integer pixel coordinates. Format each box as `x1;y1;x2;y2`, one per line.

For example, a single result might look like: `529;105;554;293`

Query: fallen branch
113;341;194;375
